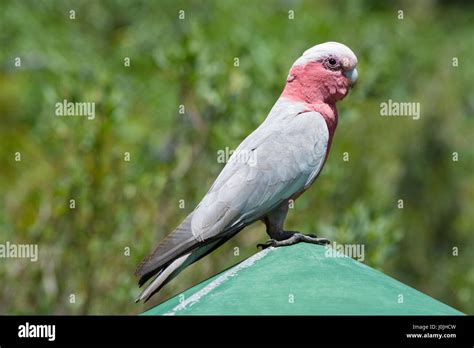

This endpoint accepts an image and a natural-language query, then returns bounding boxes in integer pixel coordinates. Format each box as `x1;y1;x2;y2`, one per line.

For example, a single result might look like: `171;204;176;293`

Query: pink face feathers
280;42;358;142
282;61;351;104
281;42;358;105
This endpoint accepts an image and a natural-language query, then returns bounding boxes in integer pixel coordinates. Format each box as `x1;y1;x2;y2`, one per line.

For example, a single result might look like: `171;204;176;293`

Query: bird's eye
324;57;340;70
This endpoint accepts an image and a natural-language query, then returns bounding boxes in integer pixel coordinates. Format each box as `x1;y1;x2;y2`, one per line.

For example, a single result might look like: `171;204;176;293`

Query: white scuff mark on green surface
164;247;273;315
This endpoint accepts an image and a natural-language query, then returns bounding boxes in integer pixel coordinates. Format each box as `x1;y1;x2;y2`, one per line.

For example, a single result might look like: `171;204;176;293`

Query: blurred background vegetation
0;0;473;314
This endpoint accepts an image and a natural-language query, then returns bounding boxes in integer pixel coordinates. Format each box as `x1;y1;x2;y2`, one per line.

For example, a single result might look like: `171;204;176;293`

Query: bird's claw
310;237;331;245
257;240;277;250
257;233;331;249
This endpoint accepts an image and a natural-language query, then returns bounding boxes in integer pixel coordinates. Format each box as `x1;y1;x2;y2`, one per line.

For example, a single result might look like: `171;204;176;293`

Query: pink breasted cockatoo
135;42;358;302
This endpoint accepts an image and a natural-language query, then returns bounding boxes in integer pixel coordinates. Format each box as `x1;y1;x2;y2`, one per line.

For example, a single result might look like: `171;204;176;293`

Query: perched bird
135;42;358;302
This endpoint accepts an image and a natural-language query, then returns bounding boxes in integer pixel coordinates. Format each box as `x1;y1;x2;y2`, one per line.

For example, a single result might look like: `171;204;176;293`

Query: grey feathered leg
257;200;330;249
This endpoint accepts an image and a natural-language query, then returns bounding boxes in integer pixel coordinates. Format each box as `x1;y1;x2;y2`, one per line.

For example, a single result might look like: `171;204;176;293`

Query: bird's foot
257;232;330;250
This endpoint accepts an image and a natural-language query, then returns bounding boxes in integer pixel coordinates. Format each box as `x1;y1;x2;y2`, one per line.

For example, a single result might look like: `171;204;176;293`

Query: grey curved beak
344;68;358;87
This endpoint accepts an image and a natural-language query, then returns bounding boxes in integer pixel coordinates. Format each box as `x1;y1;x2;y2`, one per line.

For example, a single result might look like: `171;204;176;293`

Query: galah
135;42;358;302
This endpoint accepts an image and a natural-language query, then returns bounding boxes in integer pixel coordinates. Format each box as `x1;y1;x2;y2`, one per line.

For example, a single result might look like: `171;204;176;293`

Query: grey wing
191;110;330;241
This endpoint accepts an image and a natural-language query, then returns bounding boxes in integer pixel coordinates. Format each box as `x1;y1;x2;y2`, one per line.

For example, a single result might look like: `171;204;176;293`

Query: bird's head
283;42;358;104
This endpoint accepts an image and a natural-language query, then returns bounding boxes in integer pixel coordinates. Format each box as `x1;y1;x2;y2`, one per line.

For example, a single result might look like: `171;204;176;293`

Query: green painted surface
143;244;463;315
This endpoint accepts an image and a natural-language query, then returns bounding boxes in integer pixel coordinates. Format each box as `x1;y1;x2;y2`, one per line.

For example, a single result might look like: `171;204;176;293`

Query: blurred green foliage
0;0;473;314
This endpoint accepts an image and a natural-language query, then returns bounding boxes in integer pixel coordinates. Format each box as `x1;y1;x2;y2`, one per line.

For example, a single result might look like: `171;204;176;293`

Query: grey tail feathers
135;212;198;288
135;252;191;303
135;210;247;303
